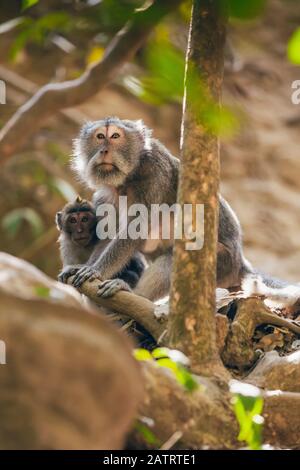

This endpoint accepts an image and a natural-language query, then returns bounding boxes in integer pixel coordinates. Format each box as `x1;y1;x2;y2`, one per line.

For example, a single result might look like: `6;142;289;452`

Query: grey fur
71;117;252;301
56;197;145;288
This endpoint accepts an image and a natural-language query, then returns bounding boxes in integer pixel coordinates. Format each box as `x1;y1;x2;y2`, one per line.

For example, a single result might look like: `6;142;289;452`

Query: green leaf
175;365;199;392
133;348;153;362
2;211;23;237
2;208;44;238
288;28;300;65
35;286;50;298
229;0;266;20
128;38;237;137
151;347;170;359
156;357;178;372
135;422;160;446
230;381;264;450
156;358;199;392
22;0;39;11
10;12;72;61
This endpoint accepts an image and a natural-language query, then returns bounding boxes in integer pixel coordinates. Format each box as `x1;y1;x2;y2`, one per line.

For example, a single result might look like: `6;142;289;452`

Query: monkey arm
72;235;144;288
96;251;172;302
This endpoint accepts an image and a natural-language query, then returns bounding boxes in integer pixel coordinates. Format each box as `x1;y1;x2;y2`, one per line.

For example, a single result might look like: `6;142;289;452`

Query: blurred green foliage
35;285;51;298
4;0;269;134
2;208;44;238
135;419;160;447
125;34;238;136
10;12;72;60
228;0;267;19
230;381;264;450
0;0;275;275
287;27;300;65
22;0;39;12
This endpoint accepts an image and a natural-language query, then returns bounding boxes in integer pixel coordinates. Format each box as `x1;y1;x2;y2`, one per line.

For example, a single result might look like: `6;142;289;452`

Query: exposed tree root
221;297;300;369
246;350;300;393
130;361;300;449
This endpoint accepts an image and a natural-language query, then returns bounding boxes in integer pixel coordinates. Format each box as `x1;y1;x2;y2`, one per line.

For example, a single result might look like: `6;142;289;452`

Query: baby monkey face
66;210;96;247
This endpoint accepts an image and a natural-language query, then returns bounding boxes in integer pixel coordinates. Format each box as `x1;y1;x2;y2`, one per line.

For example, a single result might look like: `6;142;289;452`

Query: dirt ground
1;0;300;283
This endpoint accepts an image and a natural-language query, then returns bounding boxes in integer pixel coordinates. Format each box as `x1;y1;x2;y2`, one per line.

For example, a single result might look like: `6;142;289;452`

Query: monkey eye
69;217;77;224
81;216;89;223
96;133;105;140
111;132;120;139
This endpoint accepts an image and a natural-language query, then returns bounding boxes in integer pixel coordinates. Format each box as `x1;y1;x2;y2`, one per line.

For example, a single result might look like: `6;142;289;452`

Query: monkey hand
58;264;84;284
71;266;103;288
97;279;131;298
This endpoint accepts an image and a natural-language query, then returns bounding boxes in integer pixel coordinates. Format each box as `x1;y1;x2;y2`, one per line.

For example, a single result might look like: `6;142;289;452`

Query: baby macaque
55;196;145;295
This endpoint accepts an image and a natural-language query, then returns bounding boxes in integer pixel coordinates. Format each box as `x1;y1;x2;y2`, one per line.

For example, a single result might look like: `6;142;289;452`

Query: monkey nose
100;149;108;155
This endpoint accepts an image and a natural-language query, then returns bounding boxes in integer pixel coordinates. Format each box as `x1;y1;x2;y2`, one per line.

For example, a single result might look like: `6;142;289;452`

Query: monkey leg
133;251;173;302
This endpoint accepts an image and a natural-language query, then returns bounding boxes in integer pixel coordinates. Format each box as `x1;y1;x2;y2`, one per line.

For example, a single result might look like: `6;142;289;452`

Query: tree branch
0;0;181;163
72;277;166;342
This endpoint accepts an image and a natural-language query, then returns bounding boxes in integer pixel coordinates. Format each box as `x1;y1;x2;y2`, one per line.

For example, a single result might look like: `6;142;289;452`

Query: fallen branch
222;297;300;369
77;279;300;371
0;0;181;163
74;277;166;342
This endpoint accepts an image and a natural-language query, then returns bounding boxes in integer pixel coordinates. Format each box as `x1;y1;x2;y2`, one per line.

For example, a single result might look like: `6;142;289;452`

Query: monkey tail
241;272;300;308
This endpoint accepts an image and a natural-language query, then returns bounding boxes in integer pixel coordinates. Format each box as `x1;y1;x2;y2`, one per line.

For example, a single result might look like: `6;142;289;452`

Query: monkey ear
55;212;63;230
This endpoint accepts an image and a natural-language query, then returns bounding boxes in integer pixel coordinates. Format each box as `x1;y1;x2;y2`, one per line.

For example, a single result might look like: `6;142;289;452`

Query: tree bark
130;361;300;449
168;0;227;375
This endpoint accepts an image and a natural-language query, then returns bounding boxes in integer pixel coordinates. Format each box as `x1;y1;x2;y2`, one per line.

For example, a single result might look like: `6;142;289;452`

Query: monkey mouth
74;236;91;246
97;163;118;172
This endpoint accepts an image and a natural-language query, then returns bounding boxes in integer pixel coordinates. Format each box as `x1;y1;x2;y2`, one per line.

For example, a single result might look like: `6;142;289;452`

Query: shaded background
0;0;300;282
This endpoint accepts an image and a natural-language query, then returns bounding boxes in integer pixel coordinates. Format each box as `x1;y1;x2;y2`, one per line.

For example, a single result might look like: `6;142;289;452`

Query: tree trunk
168;0;227;376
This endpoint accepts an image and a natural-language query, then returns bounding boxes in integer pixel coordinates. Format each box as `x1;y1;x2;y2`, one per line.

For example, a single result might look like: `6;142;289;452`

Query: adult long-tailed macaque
56;196;145;294
62;117;254;301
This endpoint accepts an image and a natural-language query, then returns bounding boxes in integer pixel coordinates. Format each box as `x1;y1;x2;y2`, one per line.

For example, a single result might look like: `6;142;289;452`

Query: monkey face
72;117;152;188
65;211;96;247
